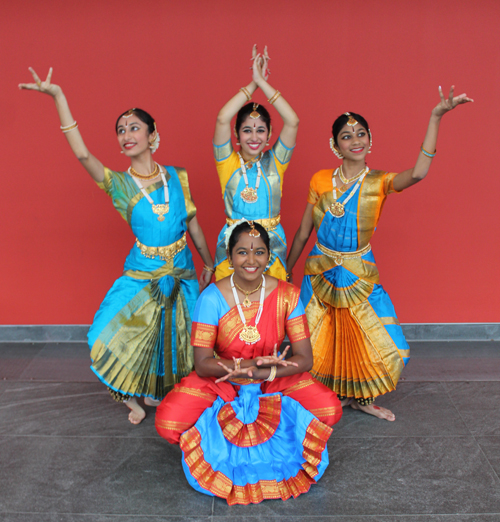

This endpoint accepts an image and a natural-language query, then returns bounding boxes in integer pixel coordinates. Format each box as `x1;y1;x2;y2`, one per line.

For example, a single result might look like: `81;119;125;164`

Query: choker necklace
130;163;169;221
339;165;368;185
237;152;263;204
233;278;263;308
128;163;160;181
231;274;265;344
330;167;368;218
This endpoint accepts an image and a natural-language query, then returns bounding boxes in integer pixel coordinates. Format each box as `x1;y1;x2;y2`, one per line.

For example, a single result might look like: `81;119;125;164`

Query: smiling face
335;124;370;162
237;116;269;160
229;231;269;284
116;116;152;157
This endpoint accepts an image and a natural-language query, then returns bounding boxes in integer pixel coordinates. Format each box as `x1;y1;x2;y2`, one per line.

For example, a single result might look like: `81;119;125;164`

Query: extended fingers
217;361;233;373
448;85;455;104
438;85;445;103
46;67;53;83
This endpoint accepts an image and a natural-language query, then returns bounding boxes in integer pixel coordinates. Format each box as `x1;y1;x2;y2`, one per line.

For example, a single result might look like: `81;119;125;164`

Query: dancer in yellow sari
213;45;299;281
287;86;473;421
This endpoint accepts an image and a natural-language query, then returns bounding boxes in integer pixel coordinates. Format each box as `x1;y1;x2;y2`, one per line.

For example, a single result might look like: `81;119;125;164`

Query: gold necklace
129;163;160;181
233;279;263;308
231;274;266;344
338;165;368;185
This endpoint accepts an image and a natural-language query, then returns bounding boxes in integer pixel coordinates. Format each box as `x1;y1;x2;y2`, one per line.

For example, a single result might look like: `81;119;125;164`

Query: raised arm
286;203;315;282
393;85;473;192
19;67;105;182
213;46;259;146
253;48;299;149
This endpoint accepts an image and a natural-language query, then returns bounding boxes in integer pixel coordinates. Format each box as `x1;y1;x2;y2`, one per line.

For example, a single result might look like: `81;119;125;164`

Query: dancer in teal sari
20;67;214;424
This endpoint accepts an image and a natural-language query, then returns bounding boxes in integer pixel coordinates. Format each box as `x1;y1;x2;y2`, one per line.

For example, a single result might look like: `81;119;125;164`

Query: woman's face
237;116;269;160
116;115;151;157
335;123;370;161
229;231;269;282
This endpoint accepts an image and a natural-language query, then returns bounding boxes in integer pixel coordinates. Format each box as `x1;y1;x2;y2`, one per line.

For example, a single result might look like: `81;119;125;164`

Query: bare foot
340;397;352;408
350;401;396;421
126;398;146;424
144;397;161;407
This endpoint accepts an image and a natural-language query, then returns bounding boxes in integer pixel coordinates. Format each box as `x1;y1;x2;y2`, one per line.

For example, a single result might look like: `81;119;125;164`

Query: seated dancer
19;67;214;424
286;86;473;421
156;221;342;505
213;45;299;281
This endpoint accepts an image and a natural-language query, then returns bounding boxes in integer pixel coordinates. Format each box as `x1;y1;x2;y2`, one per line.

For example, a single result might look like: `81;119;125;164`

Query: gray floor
1;341;500;521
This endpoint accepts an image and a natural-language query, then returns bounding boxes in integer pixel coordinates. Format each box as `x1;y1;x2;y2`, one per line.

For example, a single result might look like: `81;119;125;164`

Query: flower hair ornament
329;137;343;159
149;122;160;154
224;218;250;249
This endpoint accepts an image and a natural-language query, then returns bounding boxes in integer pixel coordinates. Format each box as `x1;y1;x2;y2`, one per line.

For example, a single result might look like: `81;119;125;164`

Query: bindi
250;242;254;251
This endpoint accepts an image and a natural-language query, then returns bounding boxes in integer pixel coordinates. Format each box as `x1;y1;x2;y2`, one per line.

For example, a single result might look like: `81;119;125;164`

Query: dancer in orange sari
156;221;342;505
287;86;473;421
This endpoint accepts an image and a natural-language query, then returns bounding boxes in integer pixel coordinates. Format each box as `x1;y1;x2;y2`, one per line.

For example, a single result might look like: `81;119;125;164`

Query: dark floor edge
0;323;499;342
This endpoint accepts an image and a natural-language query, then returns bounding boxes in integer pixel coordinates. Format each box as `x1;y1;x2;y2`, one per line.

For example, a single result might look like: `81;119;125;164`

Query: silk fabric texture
300;169;411;400
213;138;293;281
155;280;342;504
87;166;199;400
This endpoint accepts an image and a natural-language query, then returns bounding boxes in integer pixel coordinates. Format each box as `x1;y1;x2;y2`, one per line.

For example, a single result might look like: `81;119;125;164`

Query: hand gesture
215;357;258;383
432;85;473;118
19;67;61;98
255;344;298;368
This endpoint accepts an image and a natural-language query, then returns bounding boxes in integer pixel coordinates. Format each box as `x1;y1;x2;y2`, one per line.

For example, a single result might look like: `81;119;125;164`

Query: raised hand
255;344;298;368
19;67;61;98
432;85;473;118
215;358;258;383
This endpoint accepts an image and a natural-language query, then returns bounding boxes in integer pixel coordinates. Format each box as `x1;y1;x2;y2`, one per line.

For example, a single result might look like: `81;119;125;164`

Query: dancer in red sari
156;221;342;505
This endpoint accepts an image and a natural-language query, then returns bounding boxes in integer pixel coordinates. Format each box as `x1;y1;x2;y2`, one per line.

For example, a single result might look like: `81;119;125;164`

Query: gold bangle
420;144;436;158
265;365;277;382
203;265;215;273
268;91;281;105
60;121;78;132
239;87;252;102
286;272;292;281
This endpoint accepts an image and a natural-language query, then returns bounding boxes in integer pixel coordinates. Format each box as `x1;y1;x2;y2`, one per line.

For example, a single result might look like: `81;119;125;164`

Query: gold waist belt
226;215;281;232
136;233;187;261
316;242;371;266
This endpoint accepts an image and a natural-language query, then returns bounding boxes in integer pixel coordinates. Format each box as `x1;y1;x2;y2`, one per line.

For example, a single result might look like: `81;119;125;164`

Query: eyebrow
117;120;141;129
340;128;365;134
241;124;266;130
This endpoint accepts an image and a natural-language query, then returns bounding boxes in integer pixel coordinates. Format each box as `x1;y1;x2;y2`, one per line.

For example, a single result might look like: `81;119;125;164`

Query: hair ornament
122;109;136;118
249;103;260;119
149;121;160;154
330;137;344;159
344;112;358;127
248;221;261;238
224;218;250;249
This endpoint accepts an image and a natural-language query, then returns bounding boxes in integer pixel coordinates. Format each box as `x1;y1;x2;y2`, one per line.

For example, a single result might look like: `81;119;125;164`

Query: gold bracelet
234;358;244;372
265;365;277;382
420;144;437;158
268;91;281;105
286;272;292;281
203;265;215;273
61;121;78;133
239;87;252;102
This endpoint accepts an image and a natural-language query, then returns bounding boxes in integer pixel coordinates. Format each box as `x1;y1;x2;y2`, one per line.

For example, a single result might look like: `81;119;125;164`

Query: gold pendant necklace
238;152;262;204
130;163;169;221
330;167;368;219
231;274;266;344
233;279;263;308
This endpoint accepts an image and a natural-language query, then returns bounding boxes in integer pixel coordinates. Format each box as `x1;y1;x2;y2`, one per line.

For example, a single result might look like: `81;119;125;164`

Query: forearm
393;113;442;191
216;81;258;125
257;79;299;130
287;209;314;272
188;216;214;267
54;91;104;182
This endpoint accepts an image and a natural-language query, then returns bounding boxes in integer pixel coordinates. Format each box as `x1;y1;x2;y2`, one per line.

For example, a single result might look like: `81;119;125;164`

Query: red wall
2;0;499;324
